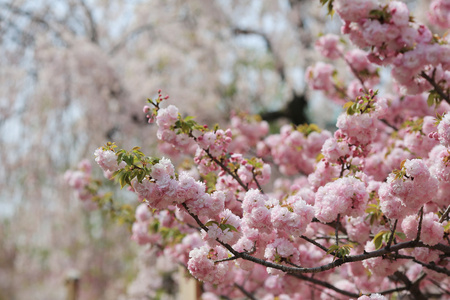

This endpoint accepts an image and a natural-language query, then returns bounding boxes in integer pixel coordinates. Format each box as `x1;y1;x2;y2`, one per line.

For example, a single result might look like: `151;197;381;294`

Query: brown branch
439;205;450;223
312;217;348;235
288;273;360;298
335;214;340;246
421;70;450;104
379;118;398;131
251;167;264;194
203;148;249;192
394;254;450;276
181;203;209;232
234;283;257;300
301;235;329;253
386;219;398;250
391;271;427;300
415;207;424;242
342;54;369;94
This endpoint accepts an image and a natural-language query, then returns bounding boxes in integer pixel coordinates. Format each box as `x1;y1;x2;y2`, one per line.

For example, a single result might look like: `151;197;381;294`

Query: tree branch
301;235;329;253
78;0;98;43
204;148;249;192
421;70;450;104
439;205;450;223
234;283;257;300
289;273;360;298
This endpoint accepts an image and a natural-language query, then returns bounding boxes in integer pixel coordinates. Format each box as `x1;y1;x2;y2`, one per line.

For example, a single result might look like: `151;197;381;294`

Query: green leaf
123;155;133;166
220;224;238;232
347;106;355;115
326;244;339;255
395;232;406;240
343;101;354;109
427;92;435;107
205;221;219;227
137;171;145;183
373;230;388;249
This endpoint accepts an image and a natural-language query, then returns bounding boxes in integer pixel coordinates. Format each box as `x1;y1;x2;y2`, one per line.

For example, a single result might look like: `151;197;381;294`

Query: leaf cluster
326;244;353;261
401;118;424;134
174;115;205;135
205;220;238;233
392;159;410;180
343;90;378;116
114;146;159;188
320;0;334;16
247;157;264;169
443;150;450;167
372;230;406;250
365;200;386;226
434;112;445;126
427;90;443;107
296;123;322;137
91;193;136;228
201;172;218;193
369;6;392;24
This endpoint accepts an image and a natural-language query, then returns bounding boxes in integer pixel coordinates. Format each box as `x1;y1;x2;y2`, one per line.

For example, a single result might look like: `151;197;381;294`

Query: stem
234;283;257;300
312;218;348;235
338;157;346;178
415;207;424;242
394;254;450;276
335;214;340;246
289;273;360;298
386;219;398;250
392;271;427;300
301;235;329;253
181;203;209;232
204;148;249;192
439;205;450;223
429;278;450;295
379;118;398;131
251;167;264;194
214;256;239;264
342;54;369;94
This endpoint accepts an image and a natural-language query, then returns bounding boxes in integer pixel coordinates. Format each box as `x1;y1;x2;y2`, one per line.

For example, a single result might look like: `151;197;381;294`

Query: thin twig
429;278;450;295
181;203;209;232
415;207;424;242
301;235;329;253
421;70;450;104
204;148;249;192
379;119;398;131
439;205;450;223
288;273;360;298
234;283;257;300
394;254;450;276
386;219;398;250
335;214;340;246
342;54;369;94
214;256;239;264
251;167;264;194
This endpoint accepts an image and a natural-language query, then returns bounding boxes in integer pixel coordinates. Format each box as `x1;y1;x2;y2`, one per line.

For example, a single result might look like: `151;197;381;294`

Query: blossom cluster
75;1;450;299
